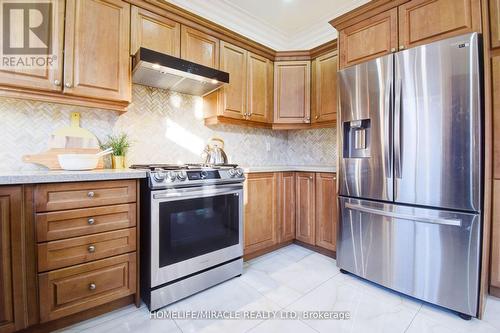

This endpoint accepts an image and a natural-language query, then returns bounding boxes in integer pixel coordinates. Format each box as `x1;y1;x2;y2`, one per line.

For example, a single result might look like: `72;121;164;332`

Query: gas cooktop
130;163;245;189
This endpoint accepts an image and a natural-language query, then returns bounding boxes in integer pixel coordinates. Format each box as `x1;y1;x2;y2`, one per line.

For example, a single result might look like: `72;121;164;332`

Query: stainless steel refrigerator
337;32;482;318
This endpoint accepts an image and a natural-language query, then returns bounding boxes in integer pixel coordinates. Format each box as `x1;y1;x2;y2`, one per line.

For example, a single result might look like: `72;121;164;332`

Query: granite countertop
242;165;337;173
0;169;147;185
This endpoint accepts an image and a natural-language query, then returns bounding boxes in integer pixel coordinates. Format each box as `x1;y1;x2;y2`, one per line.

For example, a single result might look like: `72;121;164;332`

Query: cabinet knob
87;218;95;225
399;45;405;50
315;115;319;120
88;245;96;253
391;48;396;53
54;79;61;86
65;82;72;88
309;176;313;180
89;283;96;291
87;191;95;198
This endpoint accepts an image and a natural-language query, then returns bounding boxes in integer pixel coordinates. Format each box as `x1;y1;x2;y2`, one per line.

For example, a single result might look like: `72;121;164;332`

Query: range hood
132;48;229;96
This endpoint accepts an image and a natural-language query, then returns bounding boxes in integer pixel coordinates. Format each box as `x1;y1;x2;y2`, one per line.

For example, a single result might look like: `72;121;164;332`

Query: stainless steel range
131;163;245;311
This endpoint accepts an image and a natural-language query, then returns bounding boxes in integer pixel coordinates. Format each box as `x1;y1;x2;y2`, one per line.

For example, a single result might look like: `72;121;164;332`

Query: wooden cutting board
22;148;104;170
22;113;104;170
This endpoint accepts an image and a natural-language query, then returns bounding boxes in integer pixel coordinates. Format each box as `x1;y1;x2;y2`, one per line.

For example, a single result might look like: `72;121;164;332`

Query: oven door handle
153;186;242;201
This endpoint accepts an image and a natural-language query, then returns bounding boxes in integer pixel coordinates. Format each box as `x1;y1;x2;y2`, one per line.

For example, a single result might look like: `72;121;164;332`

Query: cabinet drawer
36;204;137;242
35;180;137;212
39;253;136;322
38;228;136;272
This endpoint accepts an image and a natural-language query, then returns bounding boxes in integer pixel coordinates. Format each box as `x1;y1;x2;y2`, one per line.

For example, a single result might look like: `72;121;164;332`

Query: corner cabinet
247;53;273;123
273;61;311;124
0;187;27;333
64;0;131;102
278;172;296;242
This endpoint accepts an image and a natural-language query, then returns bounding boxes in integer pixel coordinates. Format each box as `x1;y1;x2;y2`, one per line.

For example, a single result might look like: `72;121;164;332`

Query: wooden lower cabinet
315;173;337;251
295;173;316;245
38;253;136;322
278;172;296;242
0;187;26;333
243;173;278;255
492;174;500;295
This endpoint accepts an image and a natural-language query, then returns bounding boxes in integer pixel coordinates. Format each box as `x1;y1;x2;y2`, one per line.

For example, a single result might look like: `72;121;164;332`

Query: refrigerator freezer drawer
337;197;481;316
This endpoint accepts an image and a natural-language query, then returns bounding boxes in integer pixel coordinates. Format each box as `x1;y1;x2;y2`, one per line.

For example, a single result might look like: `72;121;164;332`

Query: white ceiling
166;0;370;50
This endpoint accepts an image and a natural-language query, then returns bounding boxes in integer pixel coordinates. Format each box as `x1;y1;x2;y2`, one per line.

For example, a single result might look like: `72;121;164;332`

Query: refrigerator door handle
394;74;403;179
384;71;393;179
344;203;462;227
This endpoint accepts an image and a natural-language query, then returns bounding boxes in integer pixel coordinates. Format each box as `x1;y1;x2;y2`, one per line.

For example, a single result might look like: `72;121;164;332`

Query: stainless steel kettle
203;137;228;165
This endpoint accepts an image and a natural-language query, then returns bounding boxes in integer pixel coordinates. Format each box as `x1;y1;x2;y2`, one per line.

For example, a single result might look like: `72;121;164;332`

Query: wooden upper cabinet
63;0;131;102
219;41;247;120
274;61;311;124
490;0;500;49
181;26;219;69
339;8;398;69
315;173;337;251
279;172;296;243
130;6;181;56
0;0;65;92
398;0;482;50
244;173;278;255
0;187;26;333
312;51;338;123
247;53;273;123
295;172;315;245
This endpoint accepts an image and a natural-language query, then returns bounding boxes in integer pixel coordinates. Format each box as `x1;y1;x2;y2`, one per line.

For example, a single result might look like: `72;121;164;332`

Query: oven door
151;183;243;287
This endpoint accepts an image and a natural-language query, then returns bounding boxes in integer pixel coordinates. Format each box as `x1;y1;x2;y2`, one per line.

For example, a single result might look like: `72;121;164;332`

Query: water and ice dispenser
343;119;371;158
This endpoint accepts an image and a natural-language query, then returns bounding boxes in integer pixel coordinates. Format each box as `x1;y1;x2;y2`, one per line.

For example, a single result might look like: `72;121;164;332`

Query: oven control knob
153;172;166;181
228;168;237;177
177;171;187;181
235;168;244;177
200;170;208;179
166;171;177;182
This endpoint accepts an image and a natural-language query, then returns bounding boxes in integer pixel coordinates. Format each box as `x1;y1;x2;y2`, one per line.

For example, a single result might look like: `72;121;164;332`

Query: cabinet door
295;172;315;245
0;187;25;333
279;172;296;243
492;0;500;49
315;173;337;251
312;51;338;123
398;0;481;50
220;41;247;120
244;173;278;255
247;53;273;123
491;180;500;289
181;26;219;69
274;61;311;124
130;6;180;56
0;0;64;92
64;0;131;102
338;8;398;69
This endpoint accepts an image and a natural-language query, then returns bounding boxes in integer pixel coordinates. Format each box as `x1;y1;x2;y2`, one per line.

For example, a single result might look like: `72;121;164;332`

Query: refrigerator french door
337;33;482;317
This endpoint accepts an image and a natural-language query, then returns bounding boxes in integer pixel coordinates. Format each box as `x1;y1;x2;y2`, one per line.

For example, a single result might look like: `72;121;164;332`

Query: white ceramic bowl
57;154;99;171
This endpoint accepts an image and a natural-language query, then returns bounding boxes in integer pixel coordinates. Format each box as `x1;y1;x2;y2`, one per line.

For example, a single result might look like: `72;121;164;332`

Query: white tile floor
59;244;500;333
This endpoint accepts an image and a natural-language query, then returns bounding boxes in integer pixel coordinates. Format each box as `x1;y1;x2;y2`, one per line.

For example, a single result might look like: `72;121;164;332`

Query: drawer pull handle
87;218;95;225
87;191;95;198
89;283;96;290
88;245;96;253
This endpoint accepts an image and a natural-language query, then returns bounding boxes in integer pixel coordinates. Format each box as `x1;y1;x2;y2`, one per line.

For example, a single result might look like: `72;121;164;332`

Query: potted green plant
102;133;131;169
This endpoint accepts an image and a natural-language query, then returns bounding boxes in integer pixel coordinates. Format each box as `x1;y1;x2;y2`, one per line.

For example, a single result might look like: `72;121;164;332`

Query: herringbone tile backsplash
0;85;337;171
